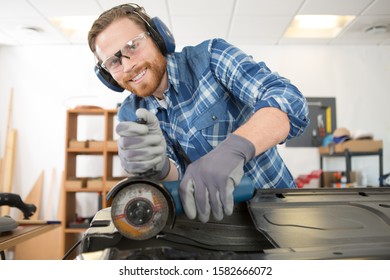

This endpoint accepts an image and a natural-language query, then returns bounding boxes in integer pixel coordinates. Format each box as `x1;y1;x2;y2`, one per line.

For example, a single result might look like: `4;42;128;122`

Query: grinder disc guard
111;182;169;240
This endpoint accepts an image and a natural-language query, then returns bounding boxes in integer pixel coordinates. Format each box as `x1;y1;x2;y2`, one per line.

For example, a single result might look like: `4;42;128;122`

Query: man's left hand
179;134;255;223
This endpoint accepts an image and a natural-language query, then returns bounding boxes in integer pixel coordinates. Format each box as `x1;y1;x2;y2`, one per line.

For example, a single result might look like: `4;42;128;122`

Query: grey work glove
179;134;255;223
116;108;169;179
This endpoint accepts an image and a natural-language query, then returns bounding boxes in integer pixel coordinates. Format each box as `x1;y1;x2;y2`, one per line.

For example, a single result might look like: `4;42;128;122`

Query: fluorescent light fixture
49;16;97;42
284;15;355;38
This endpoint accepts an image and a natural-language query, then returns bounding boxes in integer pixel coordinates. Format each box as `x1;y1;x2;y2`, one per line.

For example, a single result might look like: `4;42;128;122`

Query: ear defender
94;14;175;92
149;17;176;55
94;64;125;92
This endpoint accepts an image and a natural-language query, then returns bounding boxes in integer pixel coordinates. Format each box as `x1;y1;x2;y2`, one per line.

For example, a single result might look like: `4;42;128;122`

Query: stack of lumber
0;89;17;216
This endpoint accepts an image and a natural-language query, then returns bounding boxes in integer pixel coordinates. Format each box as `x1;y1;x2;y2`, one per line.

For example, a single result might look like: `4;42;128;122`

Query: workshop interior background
0;0;389;238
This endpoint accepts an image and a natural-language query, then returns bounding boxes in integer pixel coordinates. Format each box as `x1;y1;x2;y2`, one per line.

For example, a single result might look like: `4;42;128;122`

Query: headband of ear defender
148;16;175;55
95;5;175;92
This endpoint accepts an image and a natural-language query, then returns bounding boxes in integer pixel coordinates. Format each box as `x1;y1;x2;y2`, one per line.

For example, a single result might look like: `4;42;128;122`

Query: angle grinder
106;175;255;241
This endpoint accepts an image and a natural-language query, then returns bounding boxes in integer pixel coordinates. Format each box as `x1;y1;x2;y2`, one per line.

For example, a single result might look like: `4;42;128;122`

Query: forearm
162;159;179;181
234;107;290;156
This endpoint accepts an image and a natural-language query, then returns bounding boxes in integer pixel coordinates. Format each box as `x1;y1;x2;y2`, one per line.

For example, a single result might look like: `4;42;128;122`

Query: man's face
95;17;167;98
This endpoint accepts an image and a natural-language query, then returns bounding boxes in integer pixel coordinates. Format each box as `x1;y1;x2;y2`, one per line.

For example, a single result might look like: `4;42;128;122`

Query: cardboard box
322;171;356;188
319;140;382;154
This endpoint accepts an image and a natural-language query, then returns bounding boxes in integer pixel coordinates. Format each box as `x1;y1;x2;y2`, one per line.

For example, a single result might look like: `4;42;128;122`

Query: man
88;3;309;223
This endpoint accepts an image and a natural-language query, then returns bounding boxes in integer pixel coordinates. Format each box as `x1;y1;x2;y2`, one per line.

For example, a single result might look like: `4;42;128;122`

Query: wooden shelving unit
62;108;125;257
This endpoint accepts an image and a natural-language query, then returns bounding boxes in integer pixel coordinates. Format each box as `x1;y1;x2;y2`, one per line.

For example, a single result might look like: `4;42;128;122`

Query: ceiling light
50;16;96;41
284;15;355;38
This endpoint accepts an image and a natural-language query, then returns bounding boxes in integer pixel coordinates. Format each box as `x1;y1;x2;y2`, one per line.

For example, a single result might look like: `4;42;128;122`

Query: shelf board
67;108;106;115
67;147;104;153
105;109;118;114
105;179;126;190
65;186;104;192
320;150;382;157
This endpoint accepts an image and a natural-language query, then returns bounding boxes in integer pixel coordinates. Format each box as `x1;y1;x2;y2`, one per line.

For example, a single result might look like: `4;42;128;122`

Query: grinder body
107;176;255;240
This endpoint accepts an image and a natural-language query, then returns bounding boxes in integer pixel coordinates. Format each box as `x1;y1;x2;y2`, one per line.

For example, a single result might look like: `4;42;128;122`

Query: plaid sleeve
209;39;309;139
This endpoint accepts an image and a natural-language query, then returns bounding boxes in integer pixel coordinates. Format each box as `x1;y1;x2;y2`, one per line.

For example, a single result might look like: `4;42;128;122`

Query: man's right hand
116;108;169;178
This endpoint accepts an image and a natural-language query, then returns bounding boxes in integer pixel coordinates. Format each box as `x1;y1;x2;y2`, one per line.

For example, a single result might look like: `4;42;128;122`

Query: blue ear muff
94;65;124;92
150;17;175;54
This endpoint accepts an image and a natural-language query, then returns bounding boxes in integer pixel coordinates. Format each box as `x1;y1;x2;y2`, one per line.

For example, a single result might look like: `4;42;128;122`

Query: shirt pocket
192;100;228;130
191;100;232;150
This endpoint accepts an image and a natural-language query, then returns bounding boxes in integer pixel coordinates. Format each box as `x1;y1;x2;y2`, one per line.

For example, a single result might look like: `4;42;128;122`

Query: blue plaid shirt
118;39;309;189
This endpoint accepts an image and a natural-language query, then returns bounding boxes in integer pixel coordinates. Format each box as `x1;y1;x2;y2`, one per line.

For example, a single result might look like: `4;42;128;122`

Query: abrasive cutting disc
111;182;170;240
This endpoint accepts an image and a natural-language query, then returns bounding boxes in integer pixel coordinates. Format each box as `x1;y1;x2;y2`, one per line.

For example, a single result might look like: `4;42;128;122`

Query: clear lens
103;56;121;72
101;32;148;74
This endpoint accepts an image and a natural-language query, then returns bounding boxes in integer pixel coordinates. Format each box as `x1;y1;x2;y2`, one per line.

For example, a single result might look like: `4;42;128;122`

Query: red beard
119;55;167;98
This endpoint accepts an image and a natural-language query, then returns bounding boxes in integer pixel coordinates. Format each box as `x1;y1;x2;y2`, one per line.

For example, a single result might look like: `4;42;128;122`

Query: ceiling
0;0;389;47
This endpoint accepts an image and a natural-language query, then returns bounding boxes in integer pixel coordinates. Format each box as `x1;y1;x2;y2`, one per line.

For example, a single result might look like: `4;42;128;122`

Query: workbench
0;224;60;258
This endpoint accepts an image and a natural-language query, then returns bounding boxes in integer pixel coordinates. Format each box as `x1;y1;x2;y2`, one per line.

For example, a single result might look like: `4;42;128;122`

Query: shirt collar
166;54;180;94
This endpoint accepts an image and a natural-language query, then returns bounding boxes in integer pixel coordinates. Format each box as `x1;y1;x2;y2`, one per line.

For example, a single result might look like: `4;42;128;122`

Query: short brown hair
88;4;151;56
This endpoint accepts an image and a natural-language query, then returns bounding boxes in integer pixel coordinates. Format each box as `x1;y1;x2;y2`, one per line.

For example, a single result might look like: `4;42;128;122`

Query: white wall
0;45;124;218
0;43;389;218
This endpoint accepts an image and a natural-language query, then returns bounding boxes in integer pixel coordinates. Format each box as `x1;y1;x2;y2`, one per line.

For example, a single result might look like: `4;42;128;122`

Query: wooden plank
0;88;15;216
18;171;44;220
0;129;17;216
58;171;66;256
2;130;17;192
0;157;3;192
44;168;56;220
0;88;14;193
6;88;14;134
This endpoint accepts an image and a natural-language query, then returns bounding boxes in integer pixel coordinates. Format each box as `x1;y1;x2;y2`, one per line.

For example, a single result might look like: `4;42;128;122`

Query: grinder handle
162;175;255;215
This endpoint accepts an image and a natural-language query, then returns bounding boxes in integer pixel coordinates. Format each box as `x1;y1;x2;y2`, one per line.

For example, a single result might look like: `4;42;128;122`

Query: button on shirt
118;38;309;189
